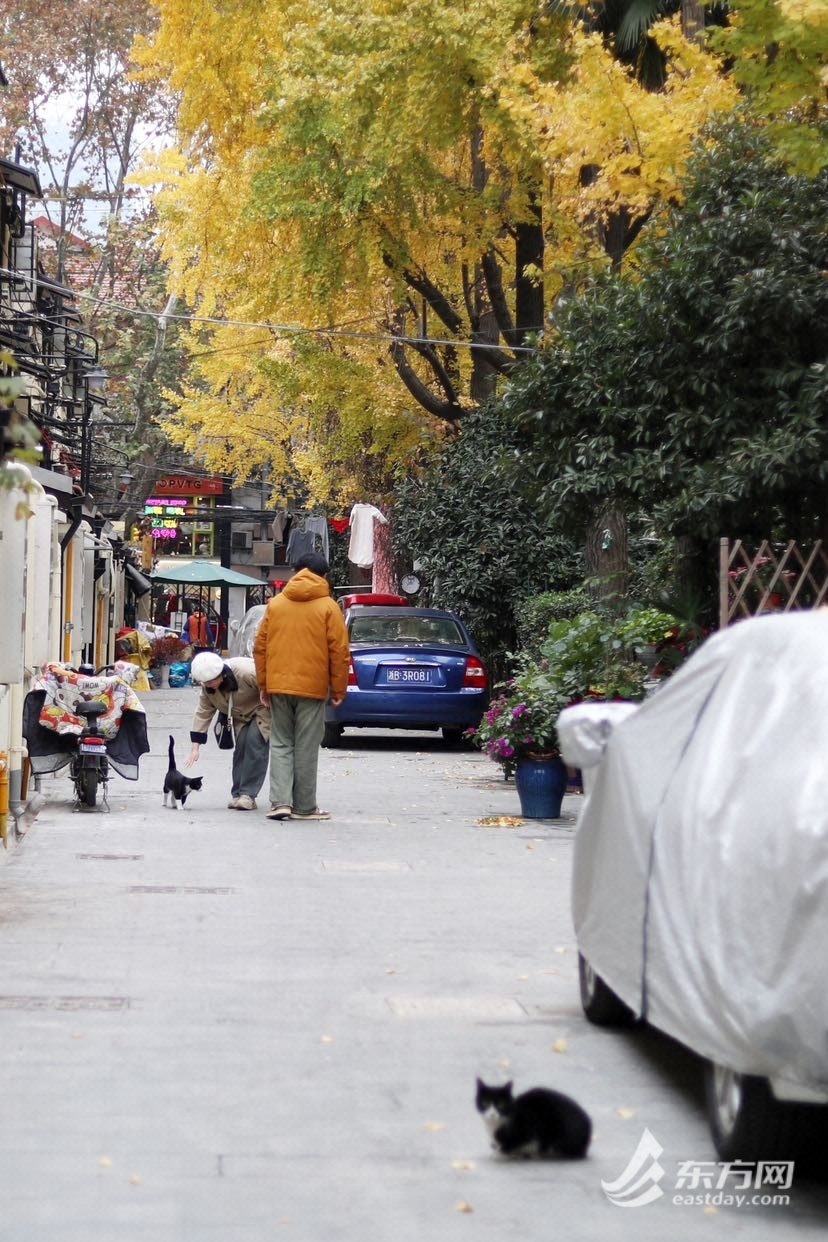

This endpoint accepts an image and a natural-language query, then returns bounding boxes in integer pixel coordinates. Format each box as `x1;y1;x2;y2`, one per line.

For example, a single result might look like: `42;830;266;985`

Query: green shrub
515;588;591;661
534;606;693;704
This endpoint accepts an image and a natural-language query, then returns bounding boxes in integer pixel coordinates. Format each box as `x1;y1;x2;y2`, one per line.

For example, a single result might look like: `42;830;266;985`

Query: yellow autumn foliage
137;0;750;504
495;20;738;271
711;0;828;175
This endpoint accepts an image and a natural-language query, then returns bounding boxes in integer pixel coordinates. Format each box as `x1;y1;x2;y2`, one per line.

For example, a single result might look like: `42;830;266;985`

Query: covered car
558;610;828;1163
228;604;267;658
324;605;489;747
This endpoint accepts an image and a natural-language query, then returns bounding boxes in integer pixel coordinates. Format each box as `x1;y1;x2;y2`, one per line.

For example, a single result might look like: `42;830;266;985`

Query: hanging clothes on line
285;526;318;565
348;502;388;569
304;513;330;561
271;510;289;544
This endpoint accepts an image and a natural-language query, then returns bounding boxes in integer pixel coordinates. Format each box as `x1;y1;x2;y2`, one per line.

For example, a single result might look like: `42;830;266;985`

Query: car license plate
79;742;105;754
382;666;435;684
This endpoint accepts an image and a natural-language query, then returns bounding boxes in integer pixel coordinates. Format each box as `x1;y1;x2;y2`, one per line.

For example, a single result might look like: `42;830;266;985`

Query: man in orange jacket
183;607;215;652
254;553;349;821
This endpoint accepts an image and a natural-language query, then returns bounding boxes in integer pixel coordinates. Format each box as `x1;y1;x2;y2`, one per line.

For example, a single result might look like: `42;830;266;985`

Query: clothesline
271;502;389;571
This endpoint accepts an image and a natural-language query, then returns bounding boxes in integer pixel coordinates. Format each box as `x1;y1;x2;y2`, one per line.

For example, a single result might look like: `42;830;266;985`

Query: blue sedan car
323;605;489;747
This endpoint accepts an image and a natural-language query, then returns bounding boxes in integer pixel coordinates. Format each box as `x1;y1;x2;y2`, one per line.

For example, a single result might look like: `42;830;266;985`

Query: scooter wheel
81;768;98;807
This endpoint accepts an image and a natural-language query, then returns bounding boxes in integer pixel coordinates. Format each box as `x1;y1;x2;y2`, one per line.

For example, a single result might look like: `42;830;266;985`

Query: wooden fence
719;538;828;628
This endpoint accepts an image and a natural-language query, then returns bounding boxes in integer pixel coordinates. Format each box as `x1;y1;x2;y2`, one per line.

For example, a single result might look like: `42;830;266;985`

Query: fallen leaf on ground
98;1156;113;1168
476;815;523;827
552;1038;569;1054
321;1035;334;1044
424;1121;446;1132
452;1160;477;1172
616;1107;636;1119
128;1173;142;1185
498;1058;511;1069
455;1201;474;1213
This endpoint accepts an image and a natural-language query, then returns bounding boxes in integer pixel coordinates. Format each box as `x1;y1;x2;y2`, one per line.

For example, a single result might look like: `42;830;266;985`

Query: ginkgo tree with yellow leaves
138;0;739;505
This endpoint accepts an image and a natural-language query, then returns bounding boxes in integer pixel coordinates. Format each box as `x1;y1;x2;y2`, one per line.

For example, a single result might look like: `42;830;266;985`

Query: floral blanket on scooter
24;662;150;780
33;661;146;740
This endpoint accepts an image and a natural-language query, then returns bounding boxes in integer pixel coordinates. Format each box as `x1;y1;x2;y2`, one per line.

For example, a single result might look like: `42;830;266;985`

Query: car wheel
322;722;343;749
442;727;467;747
578;952;636;1027
704;1062;813;1164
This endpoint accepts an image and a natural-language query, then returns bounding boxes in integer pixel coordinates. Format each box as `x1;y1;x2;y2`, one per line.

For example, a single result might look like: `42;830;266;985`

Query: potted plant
149;634;188;687
471;665;570;818
472;605;698;818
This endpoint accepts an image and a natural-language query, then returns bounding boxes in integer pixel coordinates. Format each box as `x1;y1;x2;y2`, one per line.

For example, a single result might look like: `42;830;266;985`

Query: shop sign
154;474;224;496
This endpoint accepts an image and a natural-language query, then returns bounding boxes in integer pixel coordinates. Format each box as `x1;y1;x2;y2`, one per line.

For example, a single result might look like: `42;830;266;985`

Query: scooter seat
76;700;107;718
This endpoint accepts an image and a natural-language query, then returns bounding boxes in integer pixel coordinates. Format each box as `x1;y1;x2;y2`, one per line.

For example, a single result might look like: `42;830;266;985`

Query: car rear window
350;616;466;646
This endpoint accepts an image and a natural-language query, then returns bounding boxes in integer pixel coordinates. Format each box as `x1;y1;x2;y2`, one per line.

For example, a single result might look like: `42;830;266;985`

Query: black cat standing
163;735;203;809
475;1079;592;1159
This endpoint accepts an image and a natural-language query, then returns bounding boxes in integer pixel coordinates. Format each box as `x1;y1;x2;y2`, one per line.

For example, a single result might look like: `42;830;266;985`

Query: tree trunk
673;534;718;627
681;0;705;46
514;196;544;341
584;504;628;607
470;305;500;403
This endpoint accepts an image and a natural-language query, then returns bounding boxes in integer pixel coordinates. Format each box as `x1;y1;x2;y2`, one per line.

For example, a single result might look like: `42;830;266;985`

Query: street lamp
84;365;108;396
79;363;108;495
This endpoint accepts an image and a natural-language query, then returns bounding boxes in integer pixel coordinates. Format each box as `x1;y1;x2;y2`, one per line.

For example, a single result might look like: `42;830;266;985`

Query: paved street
1;685;827;1240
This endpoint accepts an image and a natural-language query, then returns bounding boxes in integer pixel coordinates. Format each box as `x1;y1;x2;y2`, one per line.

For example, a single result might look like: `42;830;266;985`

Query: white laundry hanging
348;503;388;569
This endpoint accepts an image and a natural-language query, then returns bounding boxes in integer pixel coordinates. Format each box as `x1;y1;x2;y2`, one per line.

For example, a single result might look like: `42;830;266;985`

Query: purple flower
511;704;527;719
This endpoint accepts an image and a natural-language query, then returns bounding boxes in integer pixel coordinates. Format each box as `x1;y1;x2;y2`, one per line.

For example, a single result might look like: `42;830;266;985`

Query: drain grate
77;853;144;861
322;860;412;873
127;885;234;895
0;996;130;1011
386;997;527;1020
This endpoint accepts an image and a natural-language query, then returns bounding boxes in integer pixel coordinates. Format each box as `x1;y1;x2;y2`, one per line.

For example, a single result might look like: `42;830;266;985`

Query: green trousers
267;694;326;814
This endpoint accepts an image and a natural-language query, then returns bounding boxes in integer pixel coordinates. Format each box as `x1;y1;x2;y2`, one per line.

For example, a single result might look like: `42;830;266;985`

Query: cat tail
168;734;176;771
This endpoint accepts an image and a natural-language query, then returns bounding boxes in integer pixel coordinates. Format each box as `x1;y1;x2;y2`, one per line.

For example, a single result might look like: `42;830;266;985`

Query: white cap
191;652;225;683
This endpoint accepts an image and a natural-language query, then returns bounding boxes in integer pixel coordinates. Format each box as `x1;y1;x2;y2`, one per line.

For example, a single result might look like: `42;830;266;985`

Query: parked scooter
70;663;114;807
23;661;150;811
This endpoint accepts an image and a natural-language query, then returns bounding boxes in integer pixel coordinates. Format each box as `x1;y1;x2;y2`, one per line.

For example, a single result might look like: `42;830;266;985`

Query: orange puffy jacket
188;612;210;646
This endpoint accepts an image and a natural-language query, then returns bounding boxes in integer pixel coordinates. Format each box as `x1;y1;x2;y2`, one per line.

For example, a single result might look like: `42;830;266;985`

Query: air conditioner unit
231;531;253;550
252;541;274;565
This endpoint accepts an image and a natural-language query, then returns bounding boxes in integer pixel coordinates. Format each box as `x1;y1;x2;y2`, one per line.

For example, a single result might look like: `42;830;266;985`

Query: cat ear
475;1077;484;1089
503;1080;514;1093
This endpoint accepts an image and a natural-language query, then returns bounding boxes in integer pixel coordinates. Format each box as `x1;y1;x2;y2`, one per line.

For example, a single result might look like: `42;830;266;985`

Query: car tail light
463;656;489;689
80;736;105;746
347;657;357;687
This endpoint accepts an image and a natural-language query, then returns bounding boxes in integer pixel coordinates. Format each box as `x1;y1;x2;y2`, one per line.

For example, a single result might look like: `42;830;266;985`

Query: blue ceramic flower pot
514;757;567;819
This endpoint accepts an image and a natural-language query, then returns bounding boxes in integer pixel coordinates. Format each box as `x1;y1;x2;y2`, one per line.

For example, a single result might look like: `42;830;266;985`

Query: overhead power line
0;267;546;355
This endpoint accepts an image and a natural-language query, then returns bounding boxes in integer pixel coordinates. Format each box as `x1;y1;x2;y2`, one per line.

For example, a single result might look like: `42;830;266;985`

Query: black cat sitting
163;735;203;809
475;1078;592;1159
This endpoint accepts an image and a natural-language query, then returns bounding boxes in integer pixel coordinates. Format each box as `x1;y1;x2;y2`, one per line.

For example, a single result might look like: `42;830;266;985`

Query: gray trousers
231;720;270;799
267;695;325;814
